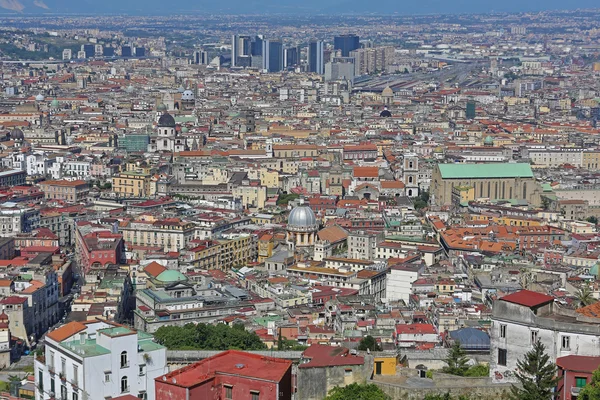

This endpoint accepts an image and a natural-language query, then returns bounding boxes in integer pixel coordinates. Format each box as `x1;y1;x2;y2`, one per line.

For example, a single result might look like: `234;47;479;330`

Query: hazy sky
0;0;598;14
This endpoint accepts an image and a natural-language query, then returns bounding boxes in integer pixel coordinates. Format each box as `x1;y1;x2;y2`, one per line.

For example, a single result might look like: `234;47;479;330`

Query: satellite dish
172;378;177;384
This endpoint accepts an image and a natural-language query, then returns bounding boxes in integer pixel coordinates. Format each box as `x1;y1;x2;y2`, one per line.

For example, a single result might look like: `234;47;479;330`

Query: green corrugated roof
438;163;533;179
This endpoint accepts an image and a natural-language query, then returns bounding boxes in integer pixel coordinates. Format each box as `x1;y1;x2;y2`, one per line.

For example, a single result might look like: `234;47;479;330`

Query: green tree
580;366;600;399
509;340;560;400
154;323;266;351
442;341;469;376
357;335;382;351
588;216;599;225
464;364;489;377
324;383;390;400
576;285;595;307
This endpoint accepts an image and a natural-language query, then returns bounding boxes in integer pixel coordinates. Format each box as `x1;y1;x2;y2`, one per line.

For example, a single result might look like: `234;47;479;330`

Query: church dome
181;126;189;133
10;128;24;140
157;103;167;112
158;111;176;128
288;205;318;231
178;85;185;93
380;108;392;118
382;86;393;96
51;98;60;108
35;93;45;102
156;269;187;283
126;85;134;93
484;135;494;146
181;90;195;101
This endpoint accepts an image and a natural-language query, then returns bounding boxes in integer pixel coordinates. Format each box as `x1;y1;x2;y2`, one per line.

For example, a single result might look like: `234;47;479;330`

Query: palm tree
576;285;595;307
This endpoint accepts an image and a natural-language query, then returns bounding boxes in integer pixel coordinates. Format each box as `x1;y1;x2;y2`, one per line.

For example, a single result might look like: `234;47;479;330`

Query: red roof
395;323;437;335
155;350;291;387
500;290;554;308
299;344;364;368
557;355;600;373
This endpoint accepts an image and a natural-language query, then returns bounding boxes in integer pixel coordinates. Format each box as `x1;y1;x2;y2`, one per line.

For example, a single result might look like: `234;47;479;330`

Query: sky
0;0;598;14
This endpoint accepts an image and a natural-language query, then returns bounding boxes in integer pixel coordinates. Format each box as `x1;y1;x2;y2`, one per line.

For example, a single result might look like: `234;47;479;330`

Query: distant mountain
0;0;598;14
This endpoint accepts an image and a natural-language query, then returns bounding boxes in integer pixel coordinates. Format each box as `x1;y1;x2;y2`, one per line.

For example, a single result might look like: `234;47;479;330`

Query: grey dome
35;93;45;101
9;128;24;140
181;90;195;101
158;112;176;128
157;103;167;112
288;205;318;231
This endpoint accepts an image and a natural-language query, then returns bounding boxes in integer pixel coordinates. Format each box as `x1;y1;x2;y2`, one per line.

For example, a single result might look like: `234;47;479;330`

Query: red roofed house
491;289;600;385
296;345;372;400
394;323;438;348
556;355;600;400
154;350;292;400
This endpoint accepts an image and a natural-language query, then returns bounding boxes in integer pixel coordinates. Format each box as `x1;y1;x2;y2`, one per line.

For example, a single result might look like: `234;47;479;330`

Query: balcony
572;387;582;396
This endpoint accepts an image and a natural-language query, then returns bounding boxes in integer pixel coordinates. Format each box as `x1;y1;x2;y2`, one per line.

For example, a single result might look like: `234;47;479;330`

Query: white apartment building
490;290;600;384
386;263;424;303
529;149;583;168
35;320;167;400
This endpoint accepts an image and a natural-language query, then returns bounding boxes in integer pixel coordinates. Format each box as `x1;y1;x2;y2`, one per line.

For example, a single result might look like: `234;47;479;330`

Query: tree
588;216;599;225
579;365;600;399
464;363;489;377
324;383;390;400
509;340;560;400
358;335;382;351
576;285;595;307
442;341;469;376
154;323;266;351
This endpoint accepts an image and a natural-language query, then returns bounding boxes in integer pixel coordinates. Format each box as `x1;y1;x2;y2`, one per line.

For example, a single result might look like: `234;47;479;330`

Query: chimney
79;333;86;345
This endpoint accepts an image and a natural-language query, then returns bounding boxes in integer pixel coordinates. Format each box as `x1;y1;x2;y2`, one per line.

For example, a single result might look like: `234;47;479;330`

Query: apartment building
39;180;89;202
112;171;152;198
35;320;167;400
119;217;195;252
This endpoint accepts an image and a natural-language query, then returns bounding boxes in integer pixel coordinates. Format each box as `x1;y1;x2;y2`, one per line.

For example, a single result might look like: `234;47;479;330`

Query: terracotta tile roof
576;302;600;319
317;225;348;244
143;262;167;278
353;166;379;178
500;290;554;308
46;321;87;342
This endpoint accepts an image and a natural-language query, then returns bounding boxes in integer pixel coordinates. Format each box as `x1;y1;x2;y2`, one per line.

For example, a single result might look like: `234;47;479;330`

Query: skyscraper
334;34;360;57
121;46;132;57
284;47;299;68
308;40;324;74
231;35;252;67
82;44;95;58
262;39;283;72
193;50;208;65
252;35;264;56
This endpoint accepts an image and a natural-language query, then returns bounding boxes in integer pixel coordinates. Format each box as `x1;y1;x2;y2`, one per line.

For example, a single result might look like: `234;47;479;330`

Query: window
499;324;506;338
530;330;538;345
61;385;67;400
139;365;145;376
121;376;128;393
576;377;587;388
345;368;352;376
137;393;148;400
50;378;55;394
49;351;55;368
72;393;78;400
120;351;128;368
225;385;233;400
250;391;260;400
104;372;111;383
498;348;507;366
562;336;570;350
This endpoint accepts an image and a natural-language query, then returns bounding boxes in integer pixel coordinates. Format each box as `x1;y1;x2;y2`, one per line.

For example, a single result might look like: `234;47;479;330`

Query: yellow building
113;171;153;198
374;356;397;376
258;233;274;263
273;144;319;158
451;185;475;207
232;185;267;209
260;168;280;188
583;151;600;170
